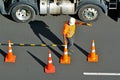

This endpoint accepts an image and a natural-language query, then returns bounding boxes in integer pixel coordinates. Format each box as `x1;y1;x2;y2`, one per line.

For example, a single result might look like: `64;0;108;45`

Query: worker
62;17;92;55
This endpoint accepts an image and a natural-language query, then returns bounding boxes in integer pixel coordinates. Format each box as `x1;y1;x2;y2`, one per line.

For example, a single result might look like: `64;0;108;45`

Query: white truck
0;0;117;23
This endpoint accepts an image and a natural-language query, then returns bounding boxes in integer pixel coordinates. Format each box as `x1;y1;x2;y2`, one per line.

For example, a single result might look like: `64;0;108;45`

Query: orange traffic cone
45;50;55;73
60;38;71;64
5;40;16;63
88;40;98;62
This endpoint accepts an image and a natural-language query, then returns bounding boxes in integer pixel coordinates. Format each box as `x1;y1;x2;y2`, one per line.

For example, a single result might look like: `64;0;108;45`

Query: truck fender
76;0;108;15
8;2;39;15
0;0;7;14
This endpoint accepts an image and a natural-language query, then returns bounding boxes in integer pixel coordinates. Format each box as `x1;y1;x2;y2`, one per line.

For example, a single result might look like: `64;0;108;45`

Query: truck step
109;0;117;3
109;3;117;9
109;0;118;10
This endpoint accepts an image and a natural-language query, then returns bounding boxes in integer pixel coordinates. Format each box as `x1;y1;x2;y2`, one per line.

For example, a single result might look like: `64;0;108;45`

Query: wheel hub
16;9;31;21
83;8;98;20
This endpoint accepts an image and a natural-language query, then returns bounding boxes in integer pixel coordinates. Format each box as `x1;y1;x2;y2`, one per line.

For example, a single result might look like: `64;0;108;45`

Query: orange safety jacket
62;23;76;38
62;21;85;38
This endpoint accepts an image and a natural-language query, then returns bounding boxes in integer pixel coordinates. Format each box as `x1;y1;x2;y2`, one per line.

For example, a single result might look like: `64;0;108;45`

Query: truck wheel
11;4;35;23
78;4;102;22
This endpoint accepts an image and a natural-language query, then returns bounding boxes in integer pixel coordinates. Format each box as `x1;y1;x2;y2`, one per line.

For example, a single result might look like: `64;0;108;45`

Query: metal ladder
109;0;118;10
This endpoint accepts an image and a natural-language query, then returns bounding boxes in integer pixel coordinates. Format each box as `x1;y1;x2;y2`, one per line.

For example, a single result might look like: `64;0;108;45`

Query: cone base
45;66;55;73
60;55;71;64
5;55;16;63
87;54;98;62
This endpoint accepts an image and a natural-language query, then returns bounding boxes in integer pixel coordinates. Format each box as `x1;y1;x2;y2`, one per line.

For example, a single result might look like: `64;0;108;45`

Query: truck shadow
29;20;62;58
3;15;14;22
0;49;7;57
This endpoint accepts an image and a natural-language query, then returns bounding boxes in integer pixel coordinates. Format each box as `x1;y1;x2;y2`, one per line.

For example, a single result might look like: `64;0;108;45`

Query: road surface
0;14;120;80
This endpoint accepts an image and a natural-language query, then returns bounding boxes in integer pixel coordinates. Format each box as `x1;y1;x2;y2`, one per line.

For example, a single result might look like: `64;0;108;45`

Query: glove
85;23;92;27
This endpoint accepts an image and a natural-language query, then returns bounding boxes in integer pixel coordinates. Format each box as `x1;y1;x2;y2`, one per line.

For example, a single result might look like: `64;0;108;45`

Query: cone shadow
0;49;7;57
27;51;46;67
48;46;62;58
74;43;89;57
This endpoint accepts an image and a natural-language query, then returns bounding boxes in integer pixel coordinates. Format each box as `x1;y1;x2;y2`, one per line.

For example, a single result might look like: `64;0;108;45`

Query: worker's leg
67;37;74;50
67;36;74;54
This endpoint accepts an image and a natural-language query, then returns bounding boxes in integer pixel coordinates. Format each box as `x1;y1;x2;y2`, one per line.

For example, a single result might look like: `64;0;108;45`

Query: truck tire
11;4;35;23
78;4;102;22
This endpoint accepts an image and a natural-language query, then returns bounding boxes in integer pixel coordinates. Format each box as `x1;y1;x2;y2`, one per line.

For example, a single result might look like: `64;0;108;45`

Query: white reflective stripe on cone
9;49;12;52
64;52;68;54
92;42;95;47
92;50;95;53
48;53;51;57
65;45;67;48
48;60;52;63
9;44;11;47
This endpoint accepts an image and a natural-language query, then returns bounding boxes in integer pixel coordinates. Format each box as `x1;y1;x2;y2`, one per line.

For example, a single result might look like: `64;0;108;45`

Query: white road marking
83;72;120;76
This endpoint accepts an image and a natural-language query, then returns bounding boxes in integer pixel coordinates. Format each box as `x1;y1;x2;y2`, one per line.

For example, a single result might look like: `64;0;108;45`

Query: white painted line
83;72;120;76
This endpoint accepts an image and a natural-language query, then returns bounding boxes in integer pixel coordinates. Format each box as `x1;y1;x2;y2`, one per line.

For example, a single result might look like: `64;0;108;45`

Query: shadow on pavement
74;43;89;57
29;20;63;51
27;51;46;68
0;49;6;57
47;46;62;58
3;15;14;22
29;20;63;58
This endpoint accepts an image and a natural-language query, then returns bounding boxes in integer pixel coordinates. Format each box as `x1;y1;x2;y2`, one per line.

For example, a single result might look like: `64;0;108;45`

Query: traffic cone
5;40;16;63
45;50;55;73
60;38;71;64
88;40;98;62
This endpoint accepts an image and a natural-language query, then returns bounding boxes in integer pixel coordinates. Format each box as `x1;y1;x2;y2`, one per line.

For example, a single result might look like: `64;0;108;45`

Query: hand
85;23;92;27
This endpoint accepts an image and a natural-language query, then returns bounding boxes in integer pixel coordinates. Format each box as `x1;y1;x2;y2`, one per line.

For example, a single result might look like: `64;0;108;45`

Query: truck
0;0;118;23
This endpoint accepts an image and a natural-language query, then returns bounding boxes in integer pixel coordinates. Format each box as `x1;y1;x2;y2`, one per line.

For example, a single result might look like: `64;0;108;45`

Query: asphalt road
0;14;120;80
